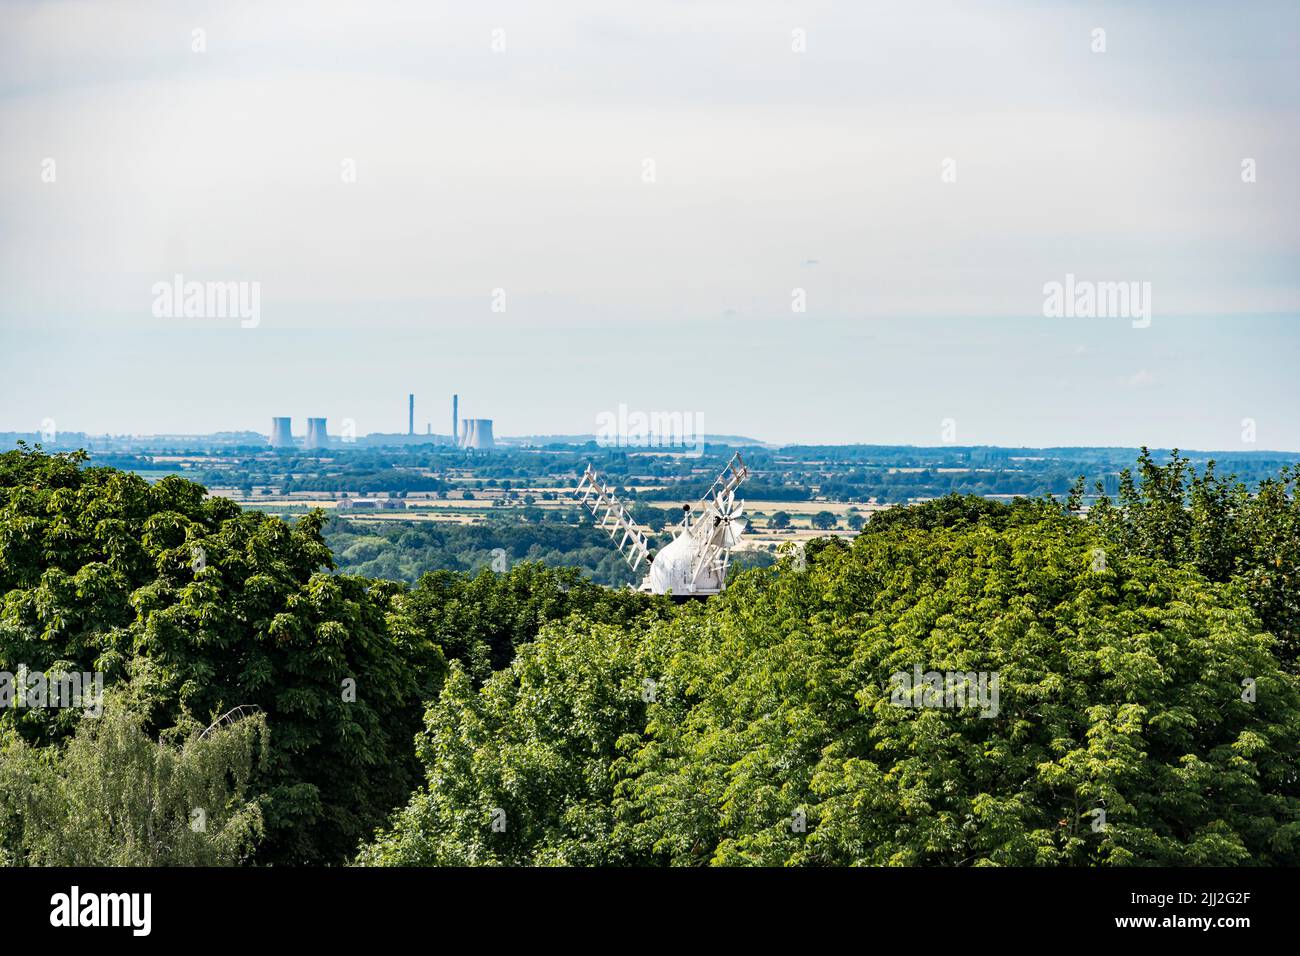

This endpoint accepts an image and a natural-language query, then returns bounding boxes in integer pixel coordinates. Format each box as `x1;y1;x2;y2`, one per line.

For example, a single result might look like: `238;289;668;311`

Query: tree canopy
360;510;1300;866
0;688;266;866
1080;448;1300;663
4;445;1298;867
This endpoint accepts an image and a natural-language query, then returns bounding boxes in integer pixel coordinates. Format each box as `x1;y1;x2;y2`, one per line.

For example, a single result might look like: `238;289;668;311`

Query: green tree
0;689;266;866
1086;449;1300;661
810;511;837;530
394;563;667;683
862;492;1045;536
357;616;666;866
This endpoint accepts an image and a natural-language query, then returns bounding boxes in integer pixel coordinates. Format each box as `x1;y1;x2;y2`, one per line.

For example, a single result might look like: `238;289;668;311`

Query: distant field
238;492;883;535
745;499;886;515
344;512;486;525
124;468;191;481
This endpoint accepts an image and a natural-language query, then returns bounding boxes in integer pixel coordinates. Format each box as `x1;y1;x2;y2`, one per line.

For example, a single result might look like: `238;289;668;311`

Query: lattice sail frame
683;452;750;589
576;465;651;571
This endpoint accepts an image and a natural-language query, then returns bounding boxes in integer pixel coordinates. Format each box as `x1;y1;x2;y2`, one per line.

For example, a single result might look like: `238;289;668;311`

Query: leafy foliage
0;447;670;864
863;493;1049;535
357;617;667;866
361;513;1300;866
393;563;668;684
6;445;1300;868
0;688;265;866
1083;448;1300;662
0;447;441;864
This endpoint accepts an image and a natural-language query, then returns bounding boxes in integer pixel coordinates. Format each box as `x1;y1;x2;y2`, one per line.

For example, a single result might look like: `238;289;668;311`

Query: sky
1;0;1297;448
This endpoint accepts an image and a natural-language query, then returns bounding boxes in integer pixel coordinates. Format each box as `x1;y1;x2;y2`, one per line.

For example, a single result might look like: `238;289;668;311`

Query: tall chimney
452;394;459;445
408;394;414;436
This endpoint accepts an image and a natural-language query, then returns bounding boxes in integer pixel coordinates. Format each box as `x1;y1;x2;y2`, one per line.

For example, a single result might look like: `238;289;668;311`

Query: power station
267;394;495;448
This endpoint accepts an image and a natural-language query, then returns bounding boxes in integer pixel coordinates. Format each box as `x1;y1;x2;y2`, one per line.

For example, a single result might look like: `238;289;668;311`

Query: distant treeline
634;481;812;503
323;518;644;587
324;515;776;586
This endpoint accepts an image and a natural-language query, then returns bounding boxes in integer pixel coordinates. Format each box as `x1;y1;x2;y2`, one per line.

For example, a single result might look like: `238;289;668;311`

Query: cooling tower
270;417;294;449
460;418;495;450
305;417;328;450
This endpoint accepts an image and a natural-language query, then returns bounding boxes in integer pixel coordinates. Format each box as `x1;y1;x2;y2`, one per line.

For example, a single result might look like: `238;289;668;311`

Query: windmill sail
684;452;750;522
575;453;750;597
576;465;650;571
683;454;750;590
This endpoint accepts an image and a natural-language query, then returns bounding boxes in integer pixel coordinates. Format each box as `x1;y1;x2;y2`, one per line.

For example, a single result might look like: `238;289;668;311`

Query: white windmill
575;452;750;597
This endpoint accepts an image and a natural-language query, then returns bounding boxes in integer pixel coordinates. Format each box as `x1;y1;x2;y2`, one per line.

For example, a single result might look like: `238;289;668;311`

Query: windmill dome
647;531;712;594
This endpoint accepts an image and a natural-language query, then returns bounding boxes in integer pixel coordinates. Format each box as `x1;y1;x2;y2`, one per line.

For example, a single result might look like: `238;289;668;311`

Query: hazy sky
2;1;1297;448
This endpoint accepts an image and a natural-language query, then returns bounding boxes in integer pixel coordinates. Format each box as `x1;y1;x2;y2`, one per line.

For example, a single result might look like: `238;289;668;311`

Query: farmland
67;440;1300;585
